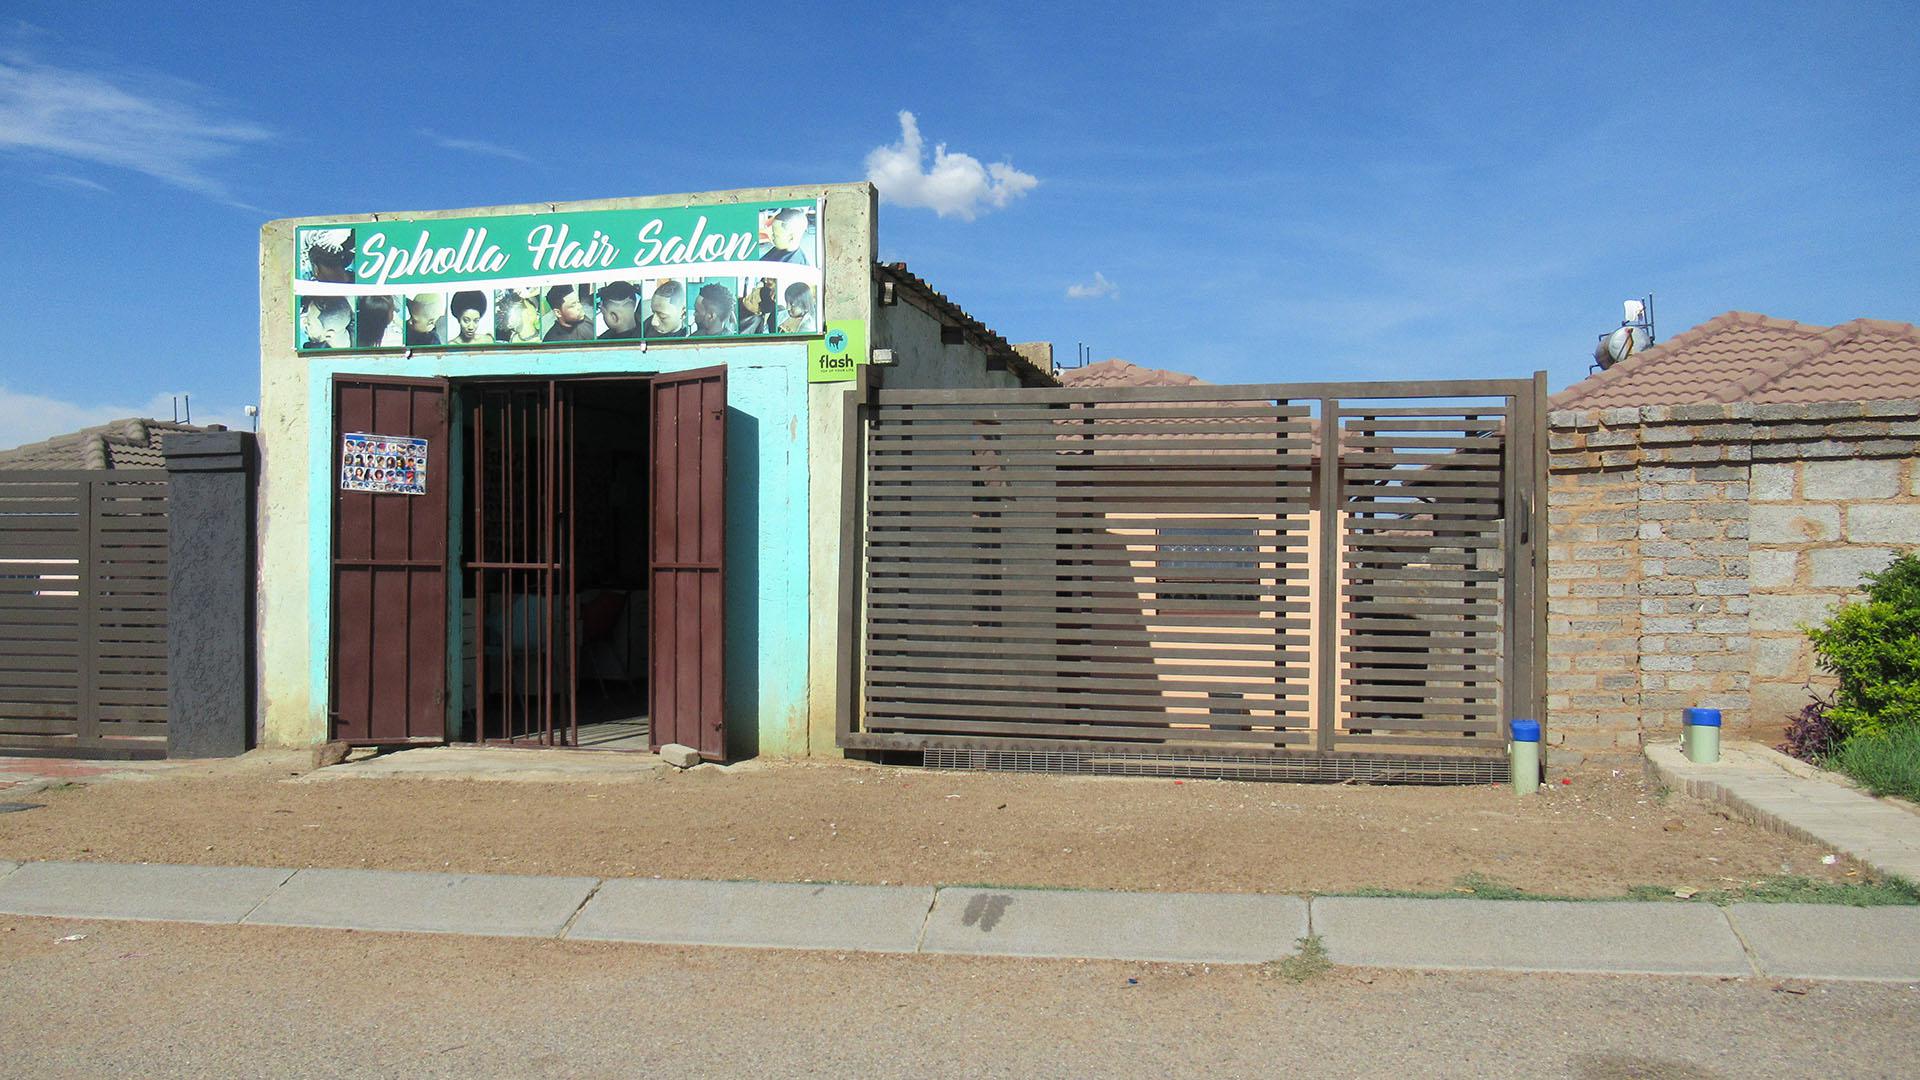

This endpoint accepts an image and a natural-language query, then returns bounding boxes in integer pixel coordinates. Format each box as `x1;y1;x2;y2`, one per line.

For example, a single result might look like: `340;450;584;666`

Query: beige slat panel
863;396;1313;740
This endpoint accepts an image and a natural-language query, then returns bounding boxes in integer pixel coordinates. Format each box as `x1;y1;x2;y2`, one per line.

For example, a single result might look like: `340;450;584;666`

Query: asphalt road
3;917;1915;1078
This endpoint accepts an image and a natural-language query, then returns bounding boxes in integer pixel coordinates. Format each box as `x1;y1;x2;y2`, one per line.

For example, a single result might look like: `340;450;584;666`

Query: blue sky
1;2;1915;444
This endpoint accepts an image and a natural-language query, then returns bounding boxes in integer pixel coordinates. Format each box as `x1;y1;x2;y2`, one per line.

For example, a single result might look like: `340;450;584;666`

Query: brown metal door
649;365;727;759
331;377;451;743
469;381;577;747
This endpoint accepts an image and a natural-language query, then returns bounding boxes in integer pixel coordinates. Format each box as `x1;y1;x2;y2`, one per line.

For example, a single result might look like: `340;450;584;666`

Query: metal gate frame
0;470;172;758
836;371;1548;782
468;380;578;748
452;370;730;758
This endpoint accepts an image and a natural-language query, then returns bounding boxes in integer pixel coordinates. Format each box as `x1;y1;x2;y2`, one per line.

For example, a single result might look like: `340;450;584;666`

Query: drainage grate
922;747;1509;785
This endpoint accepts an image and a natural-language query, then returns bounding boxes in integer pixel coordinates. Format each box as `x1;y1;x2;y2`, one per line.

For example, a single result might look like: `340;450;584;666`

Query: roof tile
1553;311;1920;409
0;418;222;470
1058;358;1210;389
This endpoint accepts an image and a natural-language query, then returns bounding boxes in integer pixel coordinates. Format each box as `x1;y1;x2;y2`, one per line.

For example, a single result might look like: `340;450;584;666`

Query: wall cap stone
162;431;254;473
1552;398;1920;433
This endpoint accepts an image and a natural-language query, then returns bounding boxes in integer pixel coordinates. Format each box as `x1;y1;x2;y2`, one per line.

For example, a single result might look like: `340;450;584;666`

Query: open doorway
570;381;652;747
457;378;653;750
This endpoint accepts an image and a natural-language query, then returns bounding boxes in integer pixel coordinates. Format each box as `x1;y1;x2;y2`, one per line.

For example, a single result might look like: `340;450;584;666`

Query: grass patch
1336;872;1920;907
1264;935;1331;982
1631;875;1920;907
1825;726;1920;802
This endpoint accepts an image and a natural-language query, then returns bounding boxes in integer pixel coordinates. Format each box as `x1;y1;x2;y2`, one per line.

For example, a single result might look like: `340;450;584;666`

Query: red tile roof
0;418;221;471
1058;358;1209;389
1553;311;1920;410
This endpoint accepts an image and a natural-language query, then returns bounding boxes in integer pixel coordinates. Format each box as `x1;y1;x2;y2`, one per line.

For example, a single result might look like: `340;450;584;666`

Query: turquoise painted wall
305;344;811;757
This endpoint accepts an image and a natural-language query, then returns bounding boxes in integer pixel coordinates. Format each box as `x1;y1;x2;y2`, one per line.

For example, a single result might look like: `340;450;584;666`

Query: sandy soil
4;917;1915;1078
7;914;1912;1076
0;753;1870;895
0;749;1866;891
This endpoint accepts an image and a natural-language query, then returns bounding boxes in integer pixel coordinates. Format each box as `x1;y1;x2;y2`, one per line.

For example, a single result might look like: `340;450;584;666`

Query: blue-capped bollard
1684;707;1721;764
1509;719;1541;794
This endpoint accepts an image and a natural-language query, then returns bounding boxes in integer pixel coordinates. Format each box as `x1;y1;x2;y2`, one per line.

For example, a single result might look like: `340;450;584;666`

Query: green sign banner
294;199;822;352
807;320;868;383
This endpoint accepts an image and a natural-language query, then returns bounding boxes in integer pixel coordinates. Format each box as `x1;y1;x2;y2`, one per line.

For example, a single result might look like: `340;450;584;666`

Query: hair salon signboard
294;200;822;353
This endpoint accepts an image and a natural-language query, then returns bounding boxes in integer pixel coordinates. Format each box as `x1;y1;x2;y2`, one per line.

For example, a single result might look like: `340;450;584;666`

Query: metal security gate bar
469;382;577;747
839;376;1547;782
0;471;171;758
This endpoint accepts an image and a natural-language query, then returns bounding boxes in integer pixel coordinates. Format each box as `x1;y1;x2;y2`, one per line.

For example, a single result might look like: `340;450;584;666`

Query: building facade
1546;312;1920;750
257;182;1050;758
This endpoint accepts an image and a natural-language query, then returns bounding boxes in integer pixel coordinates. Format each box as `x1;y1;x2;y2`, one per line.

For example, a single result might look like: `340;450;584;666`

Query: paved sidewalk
0;858;1914;981
1645;740;1920;882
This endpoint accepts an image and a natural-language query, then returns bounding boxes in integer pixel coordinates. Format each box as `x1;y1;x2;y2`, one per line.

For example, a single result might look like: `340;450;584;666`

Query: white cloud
419;128;534;164
0;52;269;208
864;110;1037;220
42;171;108;192
0;384;249;451
1066;271;1117;300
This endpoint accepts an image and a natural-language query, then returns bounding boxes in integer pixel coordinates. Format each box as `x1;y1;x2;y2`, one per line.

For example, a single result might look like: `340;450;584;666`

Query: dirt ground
5;917;1916;1078
0;752;1873;896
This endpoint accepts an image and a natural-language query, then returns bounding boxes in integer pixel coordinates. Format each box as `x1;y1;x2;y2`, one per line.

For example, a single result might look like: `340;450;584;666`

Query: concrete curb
0;859;1916;981
0;861;294;924
243;867;601;938
1644;741;1920;882
1311;896;1752;976
1725;903;1920;982
569;879;935;953
922;887;1306;964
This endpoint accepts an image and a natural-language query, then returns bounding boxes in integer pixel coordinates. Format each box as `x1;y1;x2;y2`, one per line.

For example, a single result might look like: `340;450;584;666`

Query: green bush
1805;550;1920;740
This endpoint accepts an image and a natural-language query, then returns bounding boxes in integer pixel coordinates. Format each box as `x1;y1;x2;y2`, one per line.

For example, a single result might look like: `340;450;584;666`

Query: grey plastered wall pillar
162;431;257;757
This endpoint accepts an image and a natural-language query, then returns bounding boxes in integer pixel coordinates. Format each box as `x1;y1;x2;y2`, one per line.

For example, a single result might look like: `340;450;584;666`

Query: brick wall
1546;399;1920;752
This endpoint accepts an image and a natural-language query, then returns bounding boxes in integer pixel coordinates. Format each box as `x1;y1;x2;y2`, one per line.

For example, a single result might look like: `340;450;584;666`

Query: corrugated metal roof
0;418;222;470
1553;311;1920;409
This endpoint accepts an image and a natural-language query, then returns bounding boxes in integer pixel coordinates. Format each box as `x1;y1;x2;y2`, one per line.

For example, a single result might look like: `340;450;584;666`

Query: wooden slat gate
0;470;171;758
839;376;1548;782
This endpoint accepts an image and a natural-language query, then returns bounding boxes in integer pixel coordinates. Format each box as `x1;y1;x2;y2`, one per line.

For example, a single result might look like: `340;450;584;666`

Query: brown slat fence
0;471;170;757
839;377;1547;783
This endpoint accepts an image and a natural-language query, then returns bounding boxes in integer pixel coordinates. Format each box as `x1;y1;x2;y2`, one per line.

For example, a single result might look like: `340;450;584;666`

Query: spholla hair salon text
293;200;823;352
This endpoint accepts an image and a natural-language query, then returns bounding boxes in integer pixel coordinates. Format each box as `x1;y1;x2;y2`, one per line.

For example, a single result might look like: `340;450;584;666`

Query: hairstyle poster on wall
294;200;823;354
339;433;429;496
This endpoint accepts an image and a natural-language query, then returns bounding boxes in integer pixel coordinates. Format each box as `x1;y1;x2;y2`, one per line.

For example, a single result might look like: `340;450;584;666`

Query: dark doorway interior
457;378;651;749
568;381;652;747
